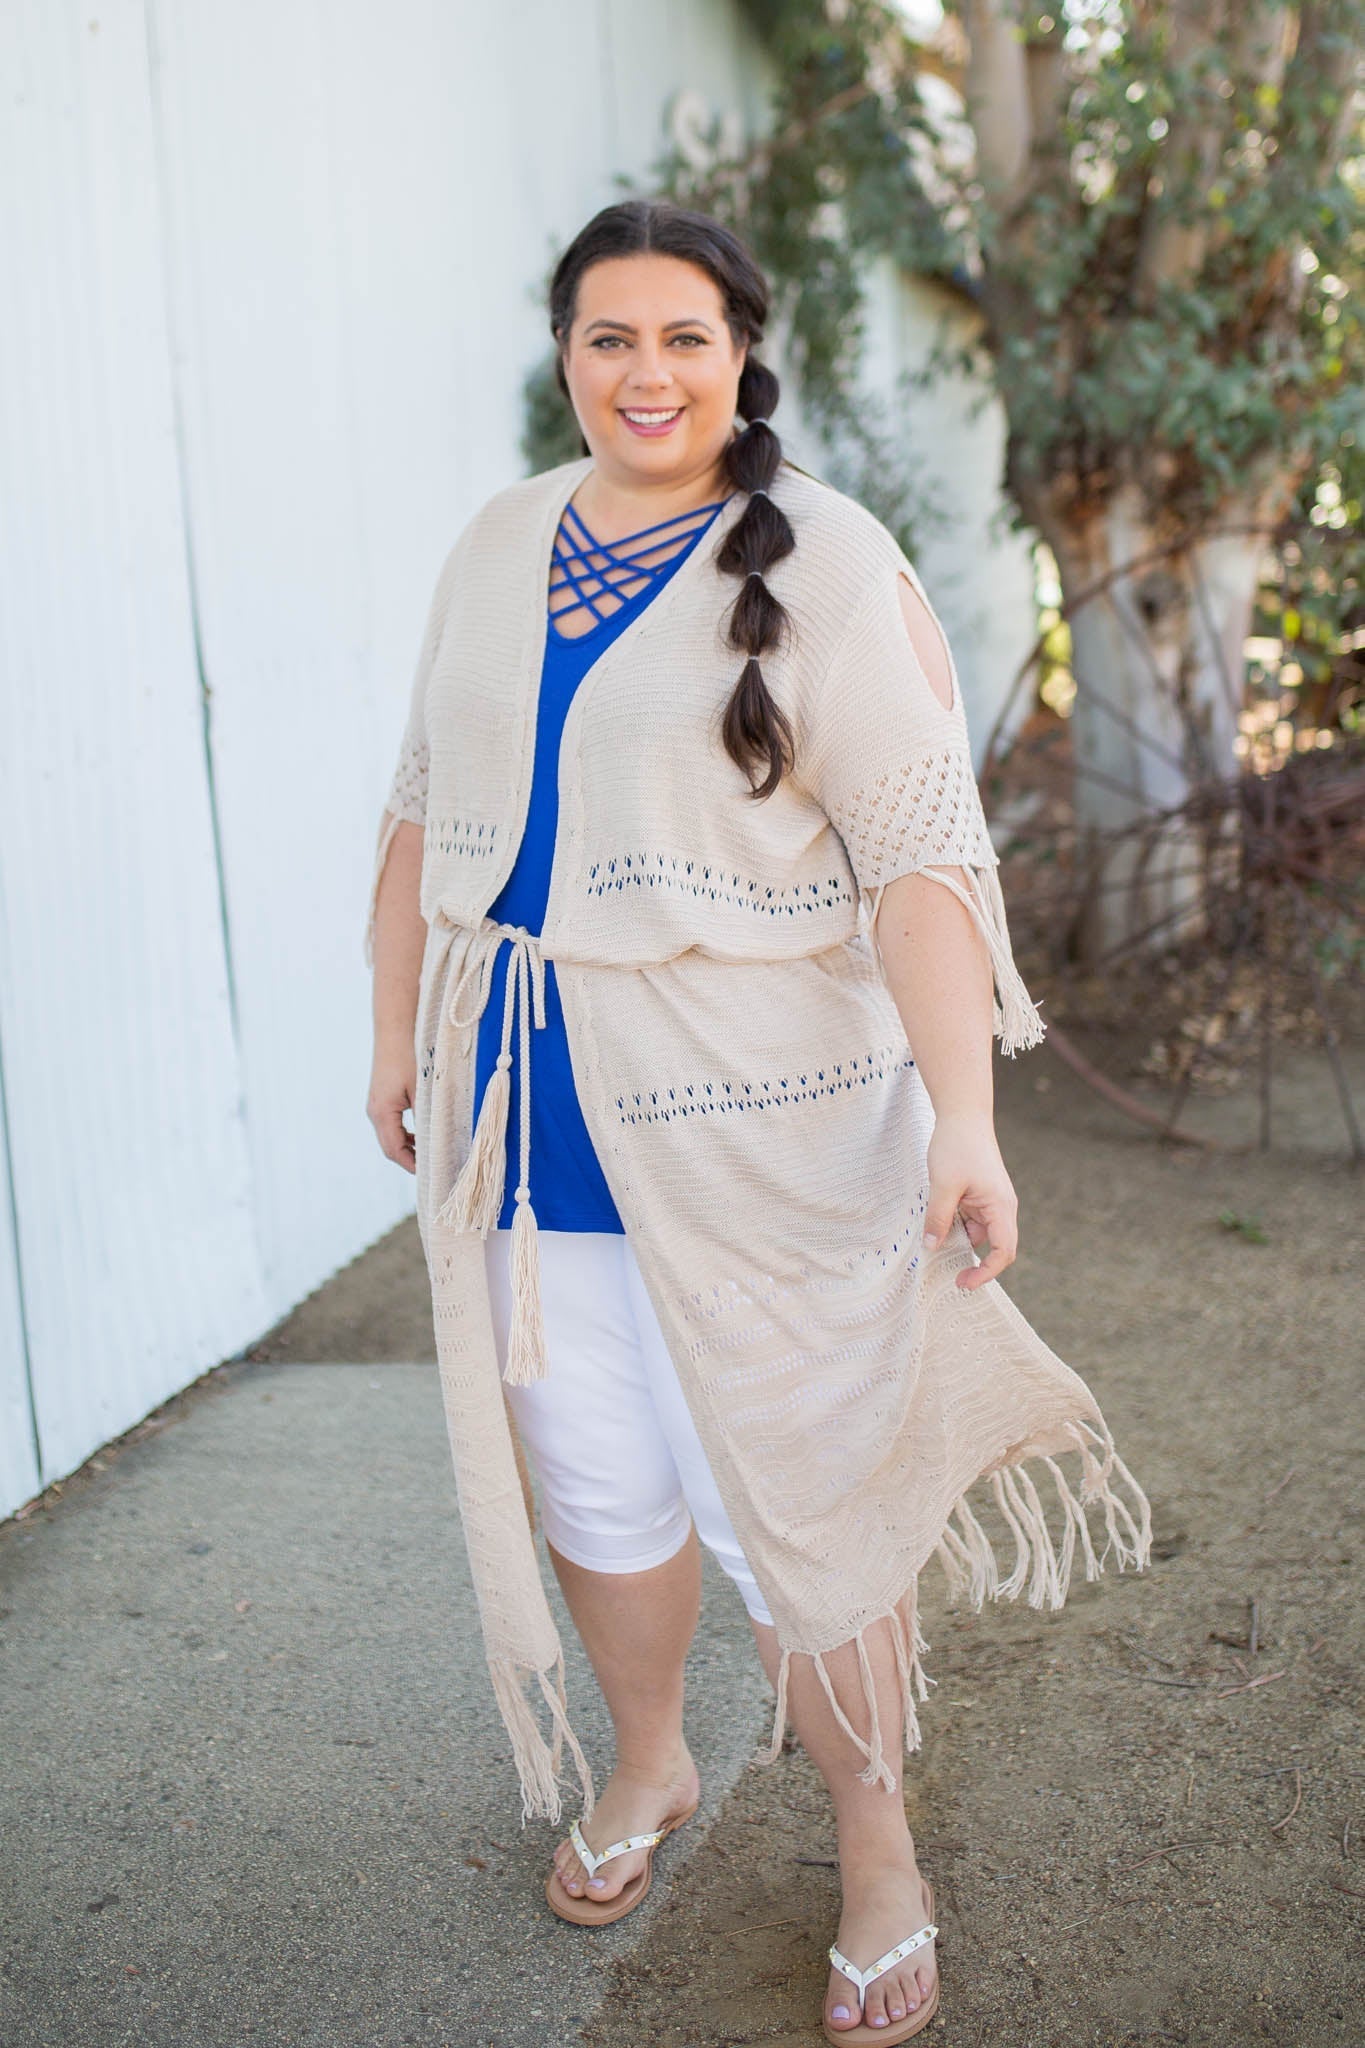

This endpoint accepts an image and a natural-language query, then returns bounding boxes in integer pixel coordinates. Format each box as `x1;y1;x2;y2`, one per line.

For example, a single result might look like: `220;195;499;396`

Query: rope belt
432;920;551;1385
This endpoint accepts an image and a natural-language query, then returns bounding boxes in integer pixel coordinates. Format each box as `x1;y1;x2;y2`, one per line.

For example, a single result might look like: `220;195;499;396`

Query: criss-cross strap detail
827;1920;939;2006
567;1817;666;1876
549;495;729;637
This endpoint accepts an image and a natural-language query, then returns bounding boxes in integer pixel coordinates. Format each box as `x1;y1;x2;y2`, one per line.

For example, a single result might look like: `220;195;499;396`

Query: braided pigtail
715;357;797;800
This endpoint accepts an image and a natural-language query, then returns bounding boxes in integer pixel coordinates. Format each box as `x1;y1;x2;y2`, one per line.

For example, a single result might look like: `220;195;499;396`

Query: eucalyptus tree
635;1;1365;959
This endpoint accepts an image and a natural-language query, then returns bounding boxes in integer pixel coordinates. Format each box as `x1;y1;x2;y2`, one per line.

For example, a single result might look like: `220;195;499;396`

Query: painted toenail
588;1877;606;1888
872;2019;888;2029
831;2005;850;2021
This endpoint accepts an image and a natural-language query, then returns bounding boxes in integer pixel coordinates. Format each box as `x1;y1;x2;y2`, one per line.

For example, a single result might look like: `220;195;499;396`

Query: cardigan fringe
750;1417;1153;1796
482;1411;1153;1830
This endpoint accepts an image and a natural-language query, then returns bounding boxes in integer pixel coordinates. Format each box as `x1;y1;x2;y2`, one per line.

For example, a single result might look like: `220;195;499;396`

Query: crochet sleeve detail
803;560;1046;1056
363;543;458;967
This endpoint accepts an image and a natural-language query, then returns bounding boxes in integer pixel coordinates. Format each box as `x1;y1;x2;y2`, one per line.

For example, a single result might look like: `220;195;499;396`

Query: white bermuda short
483;1228;774;1628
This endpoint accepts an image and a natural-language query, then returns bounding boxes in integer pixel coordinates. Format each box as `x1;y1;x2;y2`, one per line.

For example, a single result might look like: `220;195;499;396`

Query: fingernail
923;1231;939;1248
831;2006;850;2021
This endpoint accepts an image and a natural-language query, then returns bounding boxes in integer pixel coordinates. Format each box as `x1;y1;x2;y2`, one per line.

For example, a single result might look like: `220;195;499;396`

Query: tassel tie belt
432;920;552;1387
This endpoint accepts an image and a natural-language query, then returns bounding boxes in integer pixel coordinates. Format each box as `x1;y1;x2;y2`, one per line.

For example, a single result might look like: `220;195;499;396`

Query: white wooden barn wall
0;0;1032;1522
0;1;264;1518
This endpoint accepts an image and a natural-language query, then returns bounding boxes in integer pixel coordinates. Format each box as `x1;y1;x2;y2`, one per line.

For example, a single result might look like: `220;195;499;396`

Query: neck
573;447;735;540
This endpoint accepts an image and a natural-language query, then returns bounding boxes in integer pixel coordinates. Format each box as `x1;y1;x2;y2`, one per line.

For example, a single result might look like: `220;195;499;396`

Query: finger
922;1187;962;1251
958;1227;1017;1289
375;1105;411;1167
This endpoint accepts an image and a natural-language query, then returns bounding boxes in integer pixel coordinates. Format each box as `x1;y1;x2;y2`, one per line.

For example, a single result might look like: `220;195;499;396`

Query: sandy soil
258;1034;1364;2047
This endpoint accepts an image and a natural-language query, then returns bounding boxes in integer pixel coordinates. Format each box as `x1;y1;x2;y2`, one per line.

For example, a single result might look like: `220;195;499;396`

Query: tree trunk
1043;483;1271;967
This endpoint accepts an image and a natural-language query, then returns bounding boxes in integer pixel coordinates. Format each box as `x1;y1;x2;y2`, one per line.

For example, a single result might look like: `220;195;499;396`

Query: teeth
623;408;682;423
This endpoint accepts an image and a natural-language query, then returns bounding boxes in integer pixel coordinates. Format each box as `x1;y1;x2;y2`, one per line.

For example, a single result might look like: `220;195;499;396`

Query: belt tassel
503;930;549;1385
436;921;550;1384
436;1050;513;1237
506;1197;548;1386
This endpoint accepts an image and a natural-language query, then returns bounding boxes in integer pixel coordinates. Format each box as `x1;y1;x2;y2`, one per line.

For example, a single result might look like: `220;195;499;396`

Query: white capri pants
483;1228;775;1629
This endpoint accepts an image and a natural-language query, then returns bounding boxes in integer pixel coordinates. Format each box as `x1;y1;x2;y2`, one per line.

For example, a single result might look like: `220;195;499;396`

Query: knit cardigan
365;452;1153;1826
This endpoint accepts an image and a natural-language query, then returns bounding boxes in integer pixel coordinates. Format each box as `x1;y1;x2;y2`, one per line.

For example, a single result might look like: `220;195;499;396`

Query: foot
825;1845;937;2033
550;1742;700;1905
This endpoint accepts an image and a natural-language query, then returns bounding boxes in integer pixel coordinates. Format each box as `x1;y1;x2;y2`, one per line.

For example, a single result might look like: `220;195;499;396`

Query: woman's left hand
922;1110;1019;1290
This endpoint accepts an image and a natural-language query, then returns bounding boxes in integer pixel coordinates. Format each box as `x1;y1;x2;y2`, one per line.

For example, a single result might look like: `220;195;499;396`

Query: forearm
873;868;996;1124
370;816;426;1051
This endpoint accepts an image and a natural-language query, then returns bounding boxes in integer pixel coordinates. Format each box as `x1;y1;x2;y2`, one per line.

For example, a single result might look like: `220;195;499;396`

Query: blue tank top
473;489;733;1232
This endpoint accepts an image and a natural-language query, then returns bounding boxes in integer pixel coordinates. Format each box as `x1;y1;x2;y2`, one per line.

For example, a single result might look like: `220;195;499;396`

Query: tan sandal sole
821;1879;940;2045
544;1801;699;1926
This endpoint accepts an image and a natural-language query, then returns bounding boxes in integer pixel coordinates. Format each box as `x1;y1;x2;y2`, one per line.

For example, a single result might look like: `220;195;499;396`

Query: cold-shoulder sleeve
363;543;460;966
802;555;1046;1056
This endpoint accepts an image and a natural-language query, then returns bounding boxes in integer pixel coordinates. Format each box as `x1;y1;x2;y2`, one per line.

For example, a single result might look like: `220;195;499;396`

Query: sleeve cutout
896;571;957;715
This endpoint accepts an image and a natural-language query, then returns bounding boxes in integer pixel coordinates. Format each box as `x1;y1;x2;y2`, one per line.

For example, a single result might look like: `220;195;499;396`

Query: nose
624;345;675;392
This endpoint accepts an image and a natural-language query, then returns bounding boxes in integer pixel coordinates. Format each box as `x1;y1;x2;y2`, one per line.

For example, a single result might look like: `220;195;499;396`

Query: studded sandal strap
828;1921;939;2002
568;1818;666;1876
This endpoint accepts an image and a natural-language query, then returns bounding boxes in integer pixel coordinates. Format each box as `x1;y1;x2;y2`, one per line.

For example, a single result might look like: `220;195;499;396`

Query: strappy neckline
548;493;733;644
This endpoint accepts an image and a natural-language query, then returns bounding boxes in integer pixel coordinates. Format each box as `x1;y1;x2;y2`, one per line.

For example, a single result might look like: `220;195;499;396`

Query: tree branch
962;0;1033;220
1133;0;1232;304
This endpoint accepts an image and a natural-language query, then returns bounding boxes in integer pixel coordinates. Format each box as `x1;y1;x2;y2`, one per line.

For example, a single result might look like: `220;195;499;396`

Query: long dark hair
549;198;796;800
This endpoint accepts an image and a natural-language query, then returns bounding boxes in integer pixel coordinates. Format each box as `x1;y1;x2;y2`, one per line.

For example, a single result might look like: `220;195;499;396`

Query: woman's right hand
368;1045;418;1174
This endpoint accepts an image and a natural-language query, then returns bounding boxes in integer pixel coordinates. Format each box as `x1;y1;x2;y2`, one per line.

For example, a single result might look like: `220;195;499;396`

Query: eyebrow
582;318;716;336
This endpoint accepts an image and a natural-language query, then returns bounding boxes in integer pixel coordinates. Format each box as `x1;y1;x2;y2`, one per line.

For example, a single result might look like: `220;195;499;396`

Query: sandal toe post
821;1879;940;2045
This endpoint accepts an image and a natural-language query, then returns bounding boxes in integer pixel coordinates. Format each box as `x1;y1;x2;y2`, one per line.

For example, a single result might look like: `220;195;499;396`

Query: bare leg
548;1528;704;1902
749;1616;938;2033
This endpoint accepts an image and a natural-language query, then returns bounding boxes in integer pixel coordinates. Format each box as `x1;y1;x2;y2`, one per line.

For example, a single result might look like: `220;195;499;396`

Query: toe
825;1971;860;2030
863;1974;893;2028
884;1961;919;2018
586;1850;640;1901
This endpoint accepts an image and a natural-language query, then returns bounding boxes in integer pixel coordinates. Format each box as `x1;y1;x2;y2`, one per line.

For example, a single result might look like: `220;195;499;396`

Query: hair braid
714;357;796;800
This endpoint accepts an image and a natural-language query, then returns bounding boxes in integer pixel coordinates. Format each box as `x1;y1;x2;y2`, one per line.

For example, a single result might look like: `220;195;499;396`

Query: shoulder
458;455;591;548
760;460;919;686
420;455;590;618
768;459;908;596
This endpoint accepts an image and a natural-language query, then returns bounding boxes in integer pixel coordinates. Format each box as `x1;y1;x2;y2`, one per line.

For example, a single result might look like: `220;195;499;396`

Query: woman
366;199;1152;2044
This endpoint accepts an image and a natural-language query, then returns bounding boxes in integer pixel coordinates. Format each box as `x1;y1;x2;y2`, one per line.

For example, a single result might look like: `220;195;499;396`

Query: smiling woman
365;197;1152;2046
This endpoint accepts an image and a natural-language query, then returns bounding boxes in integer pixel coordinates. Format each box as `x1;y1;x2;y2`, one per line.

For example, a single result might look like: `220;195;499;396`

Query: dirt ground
261;1033;1364;2047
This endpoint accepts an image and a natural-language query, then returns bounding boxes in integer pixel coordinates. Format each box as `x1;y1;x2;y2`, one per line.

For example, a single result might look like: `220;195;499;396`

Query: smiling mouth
619;407;684;426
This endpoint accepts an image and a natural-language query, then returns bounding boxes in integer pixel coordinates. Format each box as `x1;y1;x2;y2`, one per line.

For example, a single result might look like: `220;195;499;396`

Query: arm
804;556;1041;1291
873;868;1018;1291
367;816;426;1174
877;573;1018;1290
363;540;460;1170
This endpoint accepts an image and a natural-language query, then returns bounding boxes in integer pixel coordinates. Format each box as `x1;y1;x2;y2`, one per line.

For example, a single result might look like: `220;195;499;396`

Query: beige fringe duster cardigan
365;452;1154;1826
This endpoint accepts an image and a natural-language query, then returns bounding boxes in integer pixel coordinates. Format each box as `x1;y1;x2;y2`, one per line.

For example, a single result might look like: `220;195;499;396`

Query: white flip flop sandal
544;1802;699;1926
822;1878;940;2044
